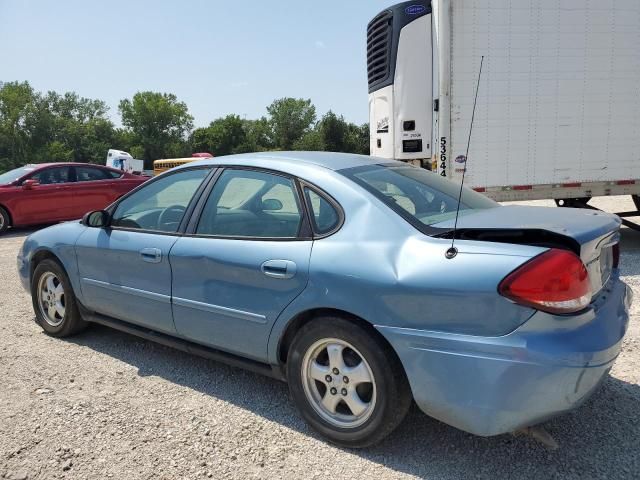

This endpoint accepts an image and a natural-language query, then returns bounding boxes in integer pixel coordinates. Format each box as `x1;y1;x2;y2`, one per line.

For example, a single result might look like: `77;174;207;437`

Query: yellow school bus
153;153;213;176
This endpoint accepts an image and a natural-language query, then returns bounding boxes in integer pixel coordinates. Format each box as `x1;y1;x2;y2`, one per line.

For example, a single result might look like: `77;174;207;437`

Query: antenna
445;55;484;259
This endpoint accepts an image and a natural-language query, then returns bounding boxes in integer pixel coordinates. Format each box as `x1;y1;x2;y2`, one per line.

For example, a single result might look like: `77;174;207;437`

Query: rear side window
304;188;340;235
342;164;497;232
196;169;302;238
75;166;112;181
217;176;265;209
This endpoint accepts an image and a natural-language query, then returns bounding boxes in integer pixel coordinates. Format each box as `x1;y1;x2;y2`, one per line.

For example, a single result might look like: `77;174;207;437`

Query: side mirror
261;198;283;211
22;179;40;190
82;210;110;228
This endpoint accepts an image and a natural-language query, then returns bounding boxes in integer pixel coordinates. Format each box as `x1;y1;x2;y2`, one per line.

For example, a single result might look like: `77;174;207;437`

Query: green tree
266;98;316;150
317;111;349;152
345;122;370;155
0;81;371;174
293;130;324;151
118;92;193;168
0;81;41;170
0;82;118;171
191;114;247;156
292;112;370;154
44;91;115;164
240;117;274;152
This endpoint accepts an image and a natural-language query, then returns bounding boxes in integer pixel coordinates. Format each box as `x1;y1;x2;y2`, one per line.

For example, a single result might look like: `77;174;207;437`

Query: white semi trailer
105;149;145;175
368;0;640;225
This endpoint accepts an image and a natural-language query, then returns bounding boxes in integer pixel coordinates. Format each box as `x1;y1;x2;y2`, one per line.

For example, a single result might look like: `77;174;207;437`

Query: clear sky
0;0;393;127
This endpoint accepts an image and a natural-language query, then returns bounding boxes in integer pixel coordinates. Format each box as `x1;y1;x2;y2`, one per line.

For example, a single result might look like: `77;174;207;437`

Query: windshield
0;166;36;185
341;164;498;232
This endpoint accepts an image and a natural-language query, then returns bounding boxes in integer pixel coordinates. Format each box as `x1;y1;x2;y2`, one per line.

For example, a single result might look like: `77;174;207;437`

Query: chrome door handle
140;247;162;263
261;260;297;279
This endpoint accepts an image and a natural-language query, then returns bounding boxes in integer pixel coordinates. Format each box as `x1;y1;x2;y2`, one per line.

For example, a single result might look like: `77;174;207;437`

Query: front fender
19;222;87;301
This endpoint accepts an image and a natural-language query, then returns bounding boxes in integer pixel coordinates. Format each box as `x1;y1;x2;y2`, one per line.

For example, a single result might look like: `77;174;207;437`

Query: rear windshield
341;164;498;233
0;166;36;185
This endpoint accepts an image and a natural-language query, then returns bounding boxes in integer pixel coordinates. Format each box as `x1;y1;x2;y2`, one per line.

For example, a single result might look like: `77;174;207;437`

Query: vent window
367;10;393;90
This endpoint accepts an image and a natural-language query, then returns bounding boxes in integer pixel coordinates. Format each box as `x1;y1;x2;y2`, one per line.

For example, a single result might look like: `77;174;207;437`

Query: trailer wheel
555;197;591;208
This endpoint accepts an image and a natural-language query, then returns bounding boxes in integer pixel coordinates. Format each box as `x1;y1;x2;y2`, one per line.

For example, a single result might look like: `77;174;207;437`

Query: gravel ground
1;196;639;480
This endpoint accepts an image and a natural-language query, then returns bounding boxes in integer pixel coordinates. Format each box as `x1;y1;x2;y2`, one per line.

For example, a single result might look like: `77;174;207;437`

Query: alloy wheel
37;272;66;327
301;338;377;428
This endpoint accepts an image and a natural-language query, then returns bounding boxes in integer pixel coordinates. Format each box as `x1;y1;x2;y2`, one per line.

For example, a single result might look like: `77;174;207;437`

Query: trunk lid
432;205;621;295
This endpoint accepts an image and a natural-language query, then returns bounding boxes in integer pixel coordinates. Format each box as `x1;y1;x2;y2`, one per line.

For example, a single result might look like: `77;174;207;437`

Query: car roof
26;162;112;169
186;151;401;172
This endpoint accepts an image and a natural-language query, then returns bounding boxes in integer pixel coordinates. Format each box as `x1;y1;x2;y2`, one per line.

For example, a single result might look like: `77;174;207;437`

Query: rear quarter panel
115;177;148;198
266;170;544;364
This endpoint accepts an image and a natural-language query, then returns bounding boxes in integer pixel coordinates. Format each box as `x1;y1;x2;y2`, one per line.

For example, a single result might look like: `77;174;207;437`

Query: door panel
72;181;116;218
16;167;74;223
76;228;178;333
169;237;312;360
75;167;212;332
170;167;312;360
72;166;119;217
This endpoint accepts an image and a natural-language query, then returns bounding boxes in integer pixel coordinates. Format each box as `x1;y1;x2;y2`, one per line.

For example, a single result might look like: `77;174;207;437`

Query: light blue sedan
17;152;631;447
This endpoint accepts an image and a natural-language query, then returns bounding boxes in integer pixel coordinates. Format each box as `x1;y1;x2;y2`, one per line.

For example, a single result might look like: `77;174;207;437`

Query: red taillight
499;249;592;314
612;243;620;268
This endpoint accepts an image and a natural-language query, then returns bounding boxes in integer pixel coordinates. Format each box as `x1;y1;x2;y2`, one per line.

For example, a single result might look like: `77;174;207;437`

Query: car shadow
1;226;43;239
67;323;640;479
619;226;640;277
2;221;82;240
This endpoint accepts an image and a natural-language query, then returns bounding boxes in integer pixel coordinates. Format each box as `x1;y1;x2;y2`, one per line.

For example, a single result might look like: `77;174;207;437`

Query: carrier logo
376;117;389;134
455;155;467;164
405;4;427;15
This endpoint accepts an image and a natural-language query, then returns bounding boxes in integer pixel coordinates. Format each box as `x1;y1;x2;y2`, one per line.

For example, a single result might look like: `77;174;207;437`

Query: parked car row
0;163;149;234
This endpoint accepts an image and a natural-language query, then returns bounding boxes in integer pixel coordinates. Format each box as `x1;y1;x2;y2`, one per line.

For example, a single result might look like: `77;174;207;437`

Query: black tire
0;206;9;234
286;317;411;448
31;259;88;337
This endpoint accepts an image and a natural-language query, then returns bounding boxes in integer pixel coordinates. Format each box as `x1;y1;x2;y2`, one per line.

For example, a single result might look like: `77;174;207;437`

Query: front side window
196;169;302;238
111;168;210;232
341;164;498;232
30;167;72;185
304;188;340;235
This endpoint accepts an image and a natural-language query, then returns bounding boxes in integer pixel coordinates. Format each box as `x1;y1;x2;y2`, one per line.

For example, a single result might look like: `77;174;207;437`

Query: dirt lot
1;197;639;480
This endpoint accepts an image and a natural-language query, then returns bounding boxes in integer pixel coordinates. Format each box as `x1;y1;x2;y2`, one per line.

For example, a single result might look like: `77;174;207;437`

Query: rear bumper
376;275;632;436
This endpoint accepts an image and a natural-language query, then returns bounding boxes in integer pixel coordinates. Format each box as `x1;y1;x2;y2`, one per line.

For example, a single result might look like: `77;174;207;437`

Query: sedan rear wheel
287;317;411;448
301;338;377;429
31;259;88;337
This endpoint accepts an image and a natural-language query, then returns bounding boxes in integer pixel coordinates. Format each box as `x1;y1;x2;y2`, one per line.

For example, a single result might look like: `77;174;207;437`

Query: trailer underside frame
556;195;640;232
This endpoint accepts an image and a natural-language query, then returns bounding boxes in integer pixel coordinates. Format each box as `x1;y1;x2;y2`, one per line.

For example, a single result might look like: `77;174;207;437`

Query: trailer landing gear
556;195;640;231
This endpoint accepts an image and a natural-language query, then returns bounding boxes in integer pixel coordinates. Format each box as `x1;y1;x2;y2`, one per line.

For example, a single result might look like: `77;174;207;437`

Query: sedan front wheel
287;317;411;448
31;259;87;337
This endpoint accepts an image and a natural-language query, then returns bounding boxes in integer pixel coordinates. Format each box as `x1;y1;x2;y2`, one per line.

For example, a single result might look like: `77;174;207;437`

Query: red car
0;163;149;233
